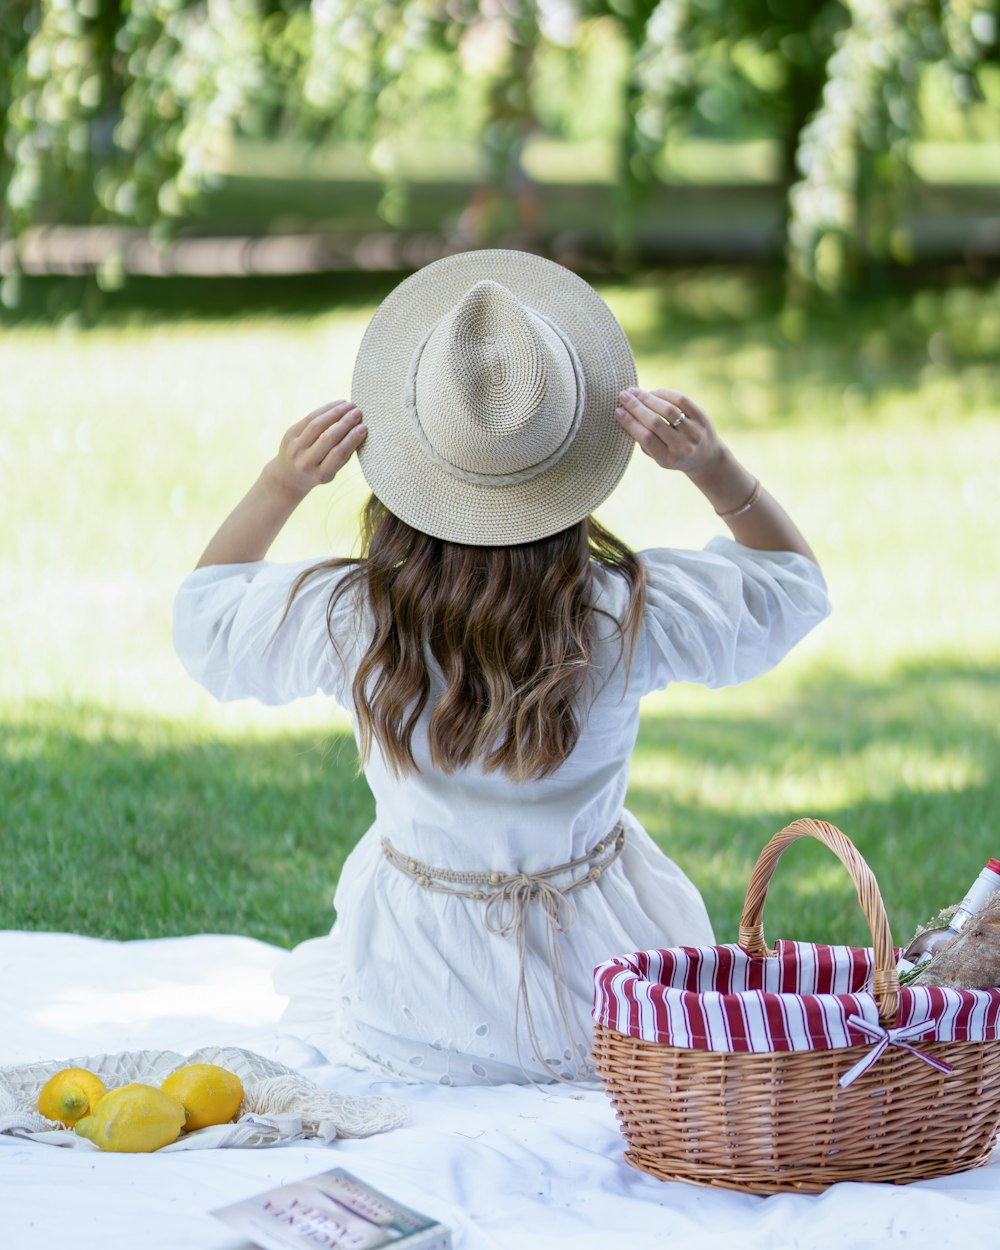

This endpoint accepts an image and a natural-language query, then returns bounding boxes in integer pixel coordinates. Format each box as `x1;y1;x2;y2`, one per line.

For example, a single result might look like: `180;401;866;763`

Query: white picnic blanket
2;930;999;1250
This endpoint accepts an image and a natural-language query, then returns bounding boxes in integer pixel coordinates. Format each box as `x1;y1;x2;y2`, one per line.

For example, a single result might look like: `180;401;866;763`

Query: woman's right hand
614;386;723;476
193;399;366;570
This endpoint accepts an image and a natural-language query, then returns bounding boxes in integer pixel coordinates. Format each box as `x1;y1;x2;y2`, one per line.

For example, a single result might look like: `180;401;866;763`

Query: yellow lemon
160;1063;244;1131
75;1083;187;1152
37;1068;108;1127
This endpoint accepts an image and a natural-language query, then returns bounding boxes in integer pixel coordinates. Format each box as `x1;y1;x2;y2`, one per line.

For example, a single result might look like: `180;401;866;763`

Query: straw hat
352;249;636;545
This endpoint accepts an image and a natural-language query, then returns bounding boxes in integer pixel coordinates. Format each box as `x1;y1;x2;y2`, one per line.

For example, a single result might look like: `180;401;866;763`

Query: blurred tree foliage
1;0;998;300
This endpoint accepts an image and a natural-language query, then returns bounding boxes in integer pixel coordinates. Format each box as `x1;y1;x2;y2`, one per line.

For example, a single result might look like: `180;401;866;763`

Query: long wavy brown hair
281;495;646;781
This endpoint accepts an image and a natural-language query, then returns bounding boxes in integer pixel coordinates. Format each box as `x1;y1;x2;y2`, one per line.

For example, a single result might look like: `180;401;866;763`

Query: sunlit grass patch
629;656;999;949
2;274;998;947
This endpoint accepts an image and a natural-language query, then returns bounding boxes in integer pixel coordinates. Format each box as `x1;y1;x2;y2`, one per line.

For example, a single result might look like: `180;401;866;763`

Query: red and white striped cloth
593;942;1000;1053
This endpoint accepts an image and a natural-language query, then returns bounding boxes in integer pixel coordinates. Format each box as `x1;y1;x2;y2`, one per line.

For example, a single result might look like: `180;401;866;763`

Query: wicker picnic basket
591;818;1000;1194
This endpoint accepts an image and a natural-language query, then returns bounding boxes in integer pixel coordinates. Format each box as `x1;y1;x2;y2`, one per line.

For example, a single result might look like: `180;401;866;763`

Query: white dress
173;537;829;1085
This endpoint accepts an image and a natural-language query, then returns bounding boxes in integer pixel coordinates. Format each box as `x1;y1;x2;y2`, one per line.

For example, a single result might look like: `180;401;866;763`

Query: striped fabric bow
838;1015;955;1088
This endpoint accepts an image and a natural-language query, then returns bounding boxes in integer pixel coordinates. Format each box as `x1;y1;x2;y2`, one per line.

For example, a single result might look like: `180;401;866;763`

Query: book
212;1167;452;1250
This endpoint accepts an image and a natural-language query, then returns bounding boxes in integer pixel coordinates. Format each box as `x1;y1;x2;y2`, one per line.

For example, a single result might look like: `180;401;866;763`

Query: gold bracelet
716;478;761;520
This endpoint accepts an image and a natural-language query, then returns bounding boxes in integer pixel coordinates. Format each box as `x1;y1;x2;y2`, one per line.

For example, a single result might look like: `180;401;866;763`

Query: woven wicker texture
352;249;637;545
592;818;1000;1193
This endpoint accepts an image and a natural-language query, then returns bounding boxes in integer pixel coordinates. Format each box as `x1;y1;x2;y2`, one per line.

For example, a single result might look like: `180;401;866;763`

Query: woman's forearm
685;445;818;563
193;399;367;569
195;463;308;568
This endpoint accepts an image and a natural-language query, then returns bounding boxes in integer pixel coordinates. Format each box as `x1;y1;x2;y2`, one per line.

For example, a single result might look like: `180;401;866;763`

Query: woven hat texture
352;249;637;545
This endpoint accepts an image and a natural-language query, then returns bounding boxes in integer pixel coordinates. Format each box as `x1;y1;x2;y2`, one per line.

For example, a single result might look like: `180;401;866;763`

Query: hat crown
413;279;580;478
448;281;545;436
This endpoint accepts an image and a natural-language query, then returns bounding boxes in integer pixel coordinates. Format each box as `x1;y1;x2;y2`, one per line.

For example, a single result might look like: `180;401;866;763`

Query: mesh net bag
0;1044;407;1149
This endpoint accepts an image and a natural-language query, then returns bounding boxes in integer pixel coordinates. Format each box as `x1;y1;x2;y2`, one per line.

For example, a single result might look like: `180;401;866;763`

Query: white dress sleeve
172;558;364;706
639;537;830;693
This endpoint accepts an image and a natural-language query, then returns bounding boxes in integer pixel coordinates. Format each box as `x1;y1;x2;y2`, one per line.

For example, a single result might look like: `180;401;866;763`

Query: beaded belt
380;823;625;1083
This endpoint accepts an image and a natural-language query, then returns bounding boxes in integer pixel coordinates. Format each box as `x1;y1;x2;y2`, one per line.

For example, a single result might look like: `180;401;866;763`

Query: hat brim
352;250;637;546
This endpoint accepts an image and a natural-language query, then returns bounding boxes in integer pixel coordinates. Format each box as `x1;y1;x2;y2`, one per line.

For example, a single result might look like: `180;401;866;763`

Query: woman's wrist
194;464;308;569
684;445;757;516
260;457;313;504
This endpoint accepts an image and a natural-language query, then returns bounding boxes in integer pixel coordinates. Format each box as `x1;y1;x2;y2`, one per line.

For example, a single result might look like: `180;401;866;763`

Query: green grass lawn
2;270;998;953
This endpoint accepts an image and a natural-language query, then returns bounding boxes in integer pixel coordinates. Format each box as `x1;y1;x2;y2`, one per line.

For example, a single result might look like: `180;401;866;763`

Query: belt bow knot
381;823;625;1083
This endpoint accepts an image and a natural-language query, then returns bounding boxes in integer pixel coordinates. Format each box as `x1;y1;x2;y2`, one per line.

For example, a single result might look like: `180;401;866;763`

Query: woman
173;250;829;1086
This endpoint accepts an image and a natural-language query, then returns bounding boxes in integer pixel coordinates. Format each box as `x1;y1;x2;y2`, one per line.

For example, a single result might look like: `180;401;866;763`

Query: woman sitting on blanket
173;250;829;1086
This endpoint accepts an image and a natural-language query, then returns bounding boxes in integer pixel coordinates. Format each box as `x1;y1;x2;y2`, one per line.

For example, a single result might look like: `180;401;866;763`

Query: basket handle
737;817;899;1026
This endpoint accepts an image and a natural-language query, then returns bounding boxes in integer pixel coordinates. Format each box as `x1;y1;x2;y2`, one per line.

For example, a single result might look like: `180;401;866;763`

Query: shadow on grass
0;270;403;329
1;704;371;947
619;268;1000;428
2;655;997;950
5;266;1000;422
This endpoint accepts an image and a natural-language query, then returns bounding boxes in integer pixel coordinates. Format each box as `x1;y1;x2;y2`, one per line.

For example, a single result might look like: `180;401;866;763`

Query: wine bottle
904;858;1000;964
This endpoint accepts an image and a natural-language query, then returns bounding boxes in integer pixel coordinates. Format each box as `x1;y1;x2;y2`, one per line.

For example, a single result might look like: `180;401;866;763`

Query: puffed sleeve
639;537;830;693
172;558;365;707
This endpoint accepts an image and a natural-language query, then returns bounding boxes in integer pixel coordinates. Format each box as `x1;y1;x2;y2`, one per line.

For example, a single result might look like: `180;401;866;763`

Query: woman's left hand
614;386;722;476
269;399;367;497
